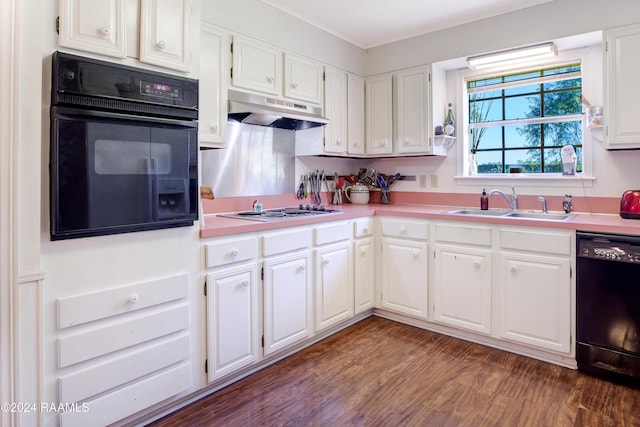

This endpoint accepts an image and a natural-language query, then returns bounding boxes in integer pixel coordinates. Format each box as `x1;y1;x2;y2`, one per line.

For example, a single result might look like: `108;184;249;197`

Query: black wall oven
50;51;199;240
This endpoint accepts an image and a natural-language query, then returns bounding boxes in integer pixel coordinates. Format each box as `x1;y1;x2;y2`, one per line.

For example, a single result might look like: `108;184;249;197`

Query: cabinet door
58;0;127;58
380;237;428;319
315;243;353;331
139;0;191;72
365;74;393;155
396;66;432;154
347;74;366;155
232;37;281;95
498;252;571;353
324;67;348;154
263;252;313;355
206;265;259;381
284;54;323;104
354;237;375;314
604;23;640;148
433;245;492;334
199;25;227;148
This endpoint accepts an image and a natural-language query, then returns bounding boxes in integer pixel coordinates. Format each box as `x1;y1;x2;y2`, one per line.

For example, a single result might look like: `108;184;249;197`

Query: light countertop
200;203;640;238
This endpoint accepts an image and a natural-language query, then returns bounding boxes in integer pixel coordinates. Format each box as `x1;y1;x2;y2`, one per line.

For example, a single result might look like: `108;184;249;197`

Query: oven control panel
140;80;183;100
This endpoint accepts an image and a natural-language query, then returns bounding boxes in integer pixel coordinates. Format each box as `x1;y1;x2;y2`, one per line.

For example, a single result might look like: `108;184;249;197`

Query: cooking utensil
377;173;387;190
332;173;343;205
387;173;402;187
296;175;305;199
363;168;376;186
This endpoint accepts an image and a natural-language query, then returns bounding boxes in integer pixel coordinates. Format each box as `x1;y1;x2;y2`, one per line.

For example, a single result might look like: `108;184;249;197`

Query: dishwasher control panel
578;235;640;263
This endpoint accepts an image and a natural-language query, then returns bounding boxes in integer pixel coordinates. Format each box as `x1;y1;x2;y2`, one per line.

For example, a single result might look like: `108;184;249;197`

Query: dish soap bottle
480;188;489;210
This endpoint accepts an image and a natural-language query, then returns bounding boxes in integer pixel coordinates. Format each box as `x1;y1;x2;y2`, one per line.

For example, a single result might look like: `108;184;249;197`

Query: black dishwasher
577;231;640;383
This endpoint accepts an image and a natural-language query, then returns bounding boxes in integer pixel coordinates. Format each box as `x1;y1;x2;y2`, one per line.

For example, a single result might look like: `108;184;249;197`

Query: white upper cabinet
58;0;127;58
199;24;228;148
395;66;432;154
365;74;393;155
139;0;192;72
604;23;640;149
231;36;281;95
284;54;323;104
58;0;193;72
231;36;323;105
323;66;349;154
365;67;447;157
347;74;366;155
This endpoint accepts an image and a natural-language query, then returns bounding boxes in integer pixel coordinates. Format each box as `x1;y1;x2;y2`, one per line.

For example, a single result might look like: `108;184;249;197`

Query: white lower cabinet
498;251;572;353
497;228;573;354
206;264;259;381
353;218;375;314
313;221;354;331
434;245;492;334
263;251;313;355
354;238;374;313
433;223;493;335
379;218;429;319
314;243;353;331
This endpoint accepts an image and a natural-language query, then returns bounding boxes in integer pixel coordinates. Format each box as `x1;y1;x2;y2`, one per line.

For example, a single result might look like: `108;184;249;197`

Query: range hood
227;89;329;131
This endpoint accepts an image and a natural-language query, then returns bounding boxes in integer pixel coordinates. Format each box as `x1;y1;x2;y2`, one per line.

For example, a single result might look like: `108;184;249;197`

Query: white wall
201;0;366;75
365;0;640;74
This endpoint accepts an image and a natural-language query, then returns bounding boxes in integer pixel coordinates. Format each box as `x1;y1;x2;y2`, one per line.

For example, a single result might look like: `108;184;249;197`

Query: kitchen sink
446;208;509;216
445;208;575;222
502;211;575;221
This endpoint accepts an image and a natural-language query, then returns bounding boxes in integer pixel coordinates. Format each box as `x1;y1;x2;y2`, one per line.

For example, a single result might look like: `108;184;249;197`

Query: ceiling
260;0;556;49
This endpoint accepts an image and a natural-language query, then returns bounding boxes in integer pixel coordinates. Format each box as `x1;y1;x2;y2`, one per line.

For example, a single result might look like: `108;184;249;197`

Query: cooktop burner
219;205;342;222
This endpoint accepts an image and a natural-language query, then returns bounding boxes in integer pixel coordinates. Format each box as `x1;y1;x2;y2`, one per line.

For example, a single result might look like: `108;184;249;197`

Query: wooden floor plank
148;317;640;427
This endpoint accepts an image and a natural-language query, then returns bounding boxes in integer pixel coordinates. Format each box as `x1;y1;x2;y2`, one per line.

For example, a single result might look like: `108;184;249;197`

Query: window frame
454;45;599;188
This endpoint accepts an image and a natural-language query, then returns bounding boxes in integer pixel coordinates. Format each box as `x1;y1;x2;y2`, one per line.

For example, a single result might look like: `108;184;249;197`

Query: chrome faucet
537;196;548;213
489;186;518;210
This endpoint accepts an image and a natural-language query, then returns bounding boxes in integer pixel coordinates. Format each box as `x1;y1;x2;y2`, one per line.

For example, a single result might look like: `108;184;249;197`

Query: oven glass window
52;112;197;238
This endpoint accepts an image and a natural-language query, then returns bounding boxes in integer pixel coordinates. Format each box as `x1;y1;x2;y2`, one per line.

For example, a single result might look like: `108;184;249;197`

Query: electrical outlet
430;174;438;188
419;175;427;188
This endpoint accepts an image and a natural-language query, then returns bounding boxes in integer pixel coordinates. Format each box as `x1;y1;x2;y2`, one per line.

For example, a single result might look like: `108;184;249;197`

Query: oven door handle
52;106;198;128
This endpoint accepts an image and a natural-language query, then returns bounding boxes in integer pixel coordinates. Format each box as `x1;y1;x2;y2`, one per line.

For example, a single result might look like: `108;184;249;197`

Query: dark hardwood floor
148;317;640;426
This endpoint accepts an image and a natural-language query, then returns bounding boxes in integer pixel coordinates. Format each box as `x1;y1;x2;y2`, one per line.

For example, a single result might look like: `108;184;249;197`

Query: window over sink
456;44;599;184
468;63;583;174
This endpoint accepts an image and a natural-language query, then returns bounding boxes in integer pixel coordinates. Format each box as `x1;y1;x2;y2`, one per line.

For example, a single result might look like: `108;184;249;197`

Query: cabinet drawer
314;221;351;246
500;229;572;255
353;218;374;238
435;223;492;246
205;236;258;268
379;218;428;240
263;228;312;257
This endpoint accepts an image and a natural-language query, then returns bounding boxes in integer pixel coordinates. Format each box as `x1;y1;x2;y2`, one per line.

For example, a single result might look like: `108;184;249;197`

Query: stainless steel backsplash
201;122;295;197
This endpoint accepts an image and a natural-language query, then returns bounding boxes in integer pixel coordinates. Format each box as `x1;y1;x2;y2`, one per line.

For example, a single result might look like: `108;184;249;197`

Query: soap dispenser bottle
480;188;489;210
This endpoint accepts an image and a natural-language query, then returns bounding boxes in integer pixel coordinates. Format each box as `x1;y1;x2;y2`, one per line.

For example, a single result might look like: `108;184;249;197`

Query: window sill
454;173;595;188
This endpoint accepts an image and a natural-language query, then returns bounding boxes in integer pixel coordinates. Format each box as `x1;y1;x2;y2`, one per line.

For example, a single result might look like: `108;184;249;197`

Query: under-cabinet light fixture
466;42;557;70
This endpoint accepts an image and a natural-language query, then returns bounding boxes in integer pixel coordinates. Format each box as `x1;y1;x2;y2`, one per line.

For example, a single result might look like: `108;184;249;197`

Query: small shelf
434;135;456;148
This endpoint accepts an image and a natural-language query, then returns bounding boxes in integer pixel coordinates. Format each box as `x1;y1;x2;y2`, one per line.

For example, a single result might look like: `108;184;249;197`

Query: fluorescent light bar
467;42;557;70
